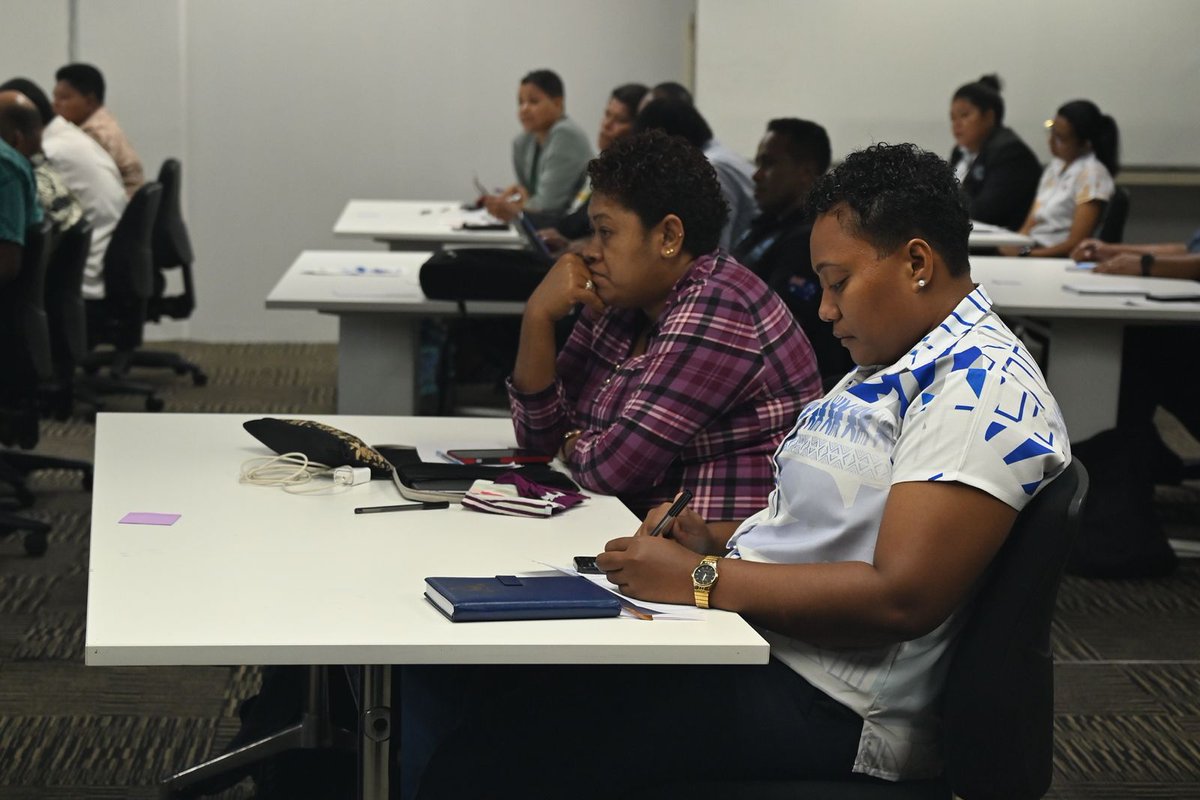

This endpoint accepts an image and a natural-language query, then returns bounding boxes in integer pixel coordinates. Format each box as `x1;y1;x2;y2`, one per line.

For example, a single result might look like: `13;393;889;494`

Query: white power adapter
332;466;372;486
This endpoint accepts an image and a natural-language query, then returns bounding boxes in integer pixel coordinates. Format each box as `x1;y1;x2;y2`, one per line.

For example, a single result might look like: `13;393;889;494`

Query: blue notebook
424;575;621;622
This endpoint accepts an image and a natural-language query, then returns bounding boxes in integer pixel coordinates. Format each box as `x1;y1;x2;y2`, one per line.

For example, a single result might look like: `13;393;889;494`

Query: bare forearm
1150;255;1200;280
511;311;559;393
711;559;936;648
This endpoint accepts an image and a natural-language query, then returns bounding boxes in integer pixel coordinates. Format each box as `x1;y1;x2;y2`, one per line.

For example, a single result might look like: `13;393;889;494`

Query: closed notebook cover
424;575;621;622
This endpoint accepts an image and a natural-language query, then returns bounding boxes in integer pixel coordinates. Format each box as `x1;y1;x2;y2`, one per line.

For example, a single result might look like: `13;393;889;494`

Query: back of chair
0;220;54;387
99;182;162;348
942;459;1089;800
150;158;196;320
45;219;93;370
1096;187;1130;243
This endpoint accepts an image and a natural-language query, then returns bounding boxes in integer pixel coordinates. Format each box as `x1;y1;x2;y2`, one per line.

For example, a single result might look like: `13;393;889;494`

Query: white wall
52;0;694;342
696;0;1200;168
0;1;70;87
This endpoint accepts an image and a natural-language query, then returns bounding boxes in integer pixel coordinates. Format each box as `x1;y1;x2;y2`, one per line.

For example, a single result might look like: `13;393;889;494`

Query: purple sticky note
119;512;181;526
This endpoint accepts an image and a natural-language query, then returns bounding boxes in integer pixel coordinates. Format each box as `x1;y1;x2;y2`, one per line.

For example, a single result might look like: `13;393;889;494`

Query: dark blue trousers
398;657;863;800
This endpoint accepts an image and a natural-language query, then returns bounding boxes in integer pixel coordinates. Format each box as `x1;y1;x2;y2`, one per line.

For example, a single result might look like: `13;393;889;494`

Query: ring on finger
584;279;595;292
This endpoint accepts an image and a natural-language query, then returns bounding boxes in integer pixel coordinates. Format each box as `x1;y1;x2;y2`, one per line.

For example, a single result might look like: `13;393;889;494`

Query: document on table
1063;275;1200;300
456;208;507;229
534;564;704;620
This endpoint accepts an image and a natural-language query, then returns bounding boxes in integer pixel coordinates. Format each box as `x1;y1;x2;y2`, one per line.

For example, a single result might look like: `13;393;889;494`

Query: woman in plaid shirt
508;129;822;521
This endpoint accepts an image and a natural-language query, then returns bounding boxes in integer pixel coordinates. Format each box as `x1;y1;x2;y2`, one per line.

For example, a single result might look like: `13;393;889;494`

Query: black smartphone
445;448;554;465
573;555;602;575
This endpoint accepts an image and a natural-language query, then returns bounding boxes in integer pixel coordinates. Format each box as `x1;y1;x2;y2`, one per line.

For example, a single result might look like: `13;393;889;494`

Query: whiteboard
696;0;1200;168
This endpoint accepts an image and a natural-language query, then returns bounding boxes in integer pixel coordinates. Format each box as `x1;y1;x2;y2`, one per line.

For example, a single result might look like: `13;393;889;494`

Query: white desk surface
265;250;525;316
968;221;1035;250
85;414;768;667
972;256;1200;321
333;200;522;246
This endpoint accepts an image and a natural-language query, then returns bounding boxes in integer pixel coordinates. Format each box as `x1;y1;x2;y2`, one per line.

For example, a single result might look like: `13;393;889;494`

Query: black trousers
398;657;863;800
1118;325;1200;482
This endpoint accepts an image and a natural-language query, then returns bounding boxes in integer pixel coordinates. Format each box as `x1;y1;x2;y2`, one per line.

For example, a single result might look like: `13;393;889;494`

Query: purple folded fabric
462;473;589;517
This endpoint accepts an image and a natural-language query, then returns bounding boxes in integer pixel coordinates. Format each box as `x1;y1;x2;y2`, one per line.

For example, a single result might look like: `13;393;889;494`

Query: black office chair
1096;187;1130;244
105;158;206;386
624;460;1089;800
0;216;94;501
82;182;166;412
1;221;55;556
42;219;93;418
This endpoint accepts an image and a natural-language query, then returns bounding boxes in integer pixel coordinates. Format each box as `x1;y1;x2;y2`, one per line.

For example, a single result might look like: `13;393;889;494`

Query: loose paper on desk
535;563;703;620
301;264;411;277
1063;275;1200;299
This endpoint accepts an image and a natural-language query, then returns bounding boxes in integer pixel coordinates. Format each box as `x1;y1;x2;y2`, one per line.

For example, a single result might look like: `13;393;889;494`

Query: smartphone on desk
444;448;554;465
573;555;602;575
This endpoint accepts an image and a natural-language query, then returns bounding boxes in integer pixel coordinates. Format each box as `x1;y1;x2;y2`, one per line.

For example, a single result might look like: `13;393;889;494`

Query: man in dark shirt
733;118;851;380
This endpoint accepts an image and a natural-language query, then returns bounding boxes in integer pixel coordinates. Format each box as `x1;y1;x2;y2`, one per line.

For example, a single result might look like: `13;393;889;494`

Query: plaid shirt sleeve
566;284;776;497
507;311;595;455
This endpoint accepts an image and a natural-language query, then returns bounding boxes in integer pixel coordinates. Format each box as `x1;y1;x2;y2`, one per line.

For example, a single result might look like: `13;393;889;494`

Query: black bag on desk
419;248;550;302
374;444;578;502
1065;428;1178;578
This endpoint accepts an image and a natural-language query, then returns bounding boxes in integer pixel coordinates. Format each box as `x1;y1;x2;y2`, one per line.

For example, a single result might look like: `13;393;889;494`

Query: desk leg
1045;319;1123;442
360;665;392;800
338;314;418;415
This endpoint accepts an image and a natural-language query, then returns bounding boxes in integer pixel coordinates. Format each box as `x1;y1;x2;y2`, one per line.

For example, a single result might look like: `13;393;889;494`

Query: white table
85;414;768;799
972;256;1200;440
969;221;1035;250
265;251;525;415
334;199;522;250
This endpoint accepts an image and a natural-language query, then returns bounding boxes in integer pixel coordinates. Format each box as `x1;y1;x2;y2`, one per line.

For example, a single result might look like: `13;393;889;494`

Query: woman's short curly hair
587;129;729;257
807;143;972;275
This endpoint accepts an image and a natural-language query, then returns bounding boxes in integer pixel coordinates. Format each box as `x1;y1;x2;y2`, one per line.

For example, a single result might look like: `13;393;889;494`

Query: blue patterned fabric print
726;284;1069;782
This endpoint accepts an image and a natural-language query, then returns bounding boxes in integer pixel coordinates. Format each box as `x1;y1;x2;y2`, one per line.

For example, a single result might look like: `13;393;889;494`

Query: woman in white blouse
1003;99;1119;258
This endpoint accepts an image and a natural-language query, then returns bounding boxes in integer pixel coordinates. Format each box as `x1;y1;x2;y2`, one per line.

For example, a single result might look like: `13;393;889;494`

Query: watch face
693;563;717;587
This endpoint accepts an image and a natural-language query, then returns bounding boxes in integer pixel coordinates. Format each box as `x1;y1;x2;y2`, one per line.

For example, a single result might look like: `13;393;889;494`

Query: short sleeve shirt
0;138;43;245
1028;152;1114;247
726;285;1070;781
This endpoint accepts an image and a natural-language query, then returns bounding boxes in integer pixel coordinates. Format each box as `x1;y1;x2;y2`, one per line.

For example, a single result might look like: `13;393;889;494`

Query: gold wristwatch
691;555;720;608
559;429;583;460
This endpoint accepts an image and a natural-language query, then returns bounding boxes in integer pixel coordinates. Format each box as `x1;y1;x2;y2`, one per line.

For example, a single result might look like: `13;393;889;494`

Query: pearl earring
917;279;927;288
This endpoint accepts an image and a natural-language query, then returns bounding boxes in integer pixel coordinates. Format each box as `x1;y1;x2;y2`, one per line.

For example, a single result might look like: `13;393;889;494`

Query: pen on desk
354;502;450;514
647;489;693;537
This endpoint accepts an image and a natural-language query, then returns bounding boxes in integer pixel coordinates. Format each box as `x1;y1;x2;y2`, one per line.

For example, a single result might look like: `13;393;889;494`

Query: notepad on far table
424;574;621;622
1062;275;1200;301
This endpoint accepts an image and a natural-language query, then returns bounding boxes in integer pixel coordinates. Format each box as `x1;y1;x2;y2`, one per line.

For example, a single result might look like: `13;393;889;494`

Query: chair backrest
942;459;1089;800
45;219;93;369
149;158;196;321
152;158;194;268
97;182;162;348
1096;187;1130;243
0;220;54;386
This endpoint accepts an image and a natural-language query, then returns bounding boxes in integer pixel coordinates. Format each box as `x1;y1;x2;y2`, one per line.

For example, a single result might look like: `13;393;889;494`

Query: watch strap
1140;253;1155;277
692;555;720;609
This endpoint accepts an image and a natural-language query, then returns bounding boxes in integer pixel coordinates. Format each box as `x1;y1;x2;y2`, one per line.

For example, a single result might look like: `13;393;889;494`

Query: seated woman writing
403;143;1071;799
483;69;592;220
508;129;821;521
1003;99;1119;258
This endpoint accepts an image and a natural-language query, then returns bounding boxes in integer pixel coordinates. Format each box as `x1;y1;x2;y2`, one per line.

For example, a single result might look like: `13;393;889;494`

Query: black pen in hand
647;490;693;537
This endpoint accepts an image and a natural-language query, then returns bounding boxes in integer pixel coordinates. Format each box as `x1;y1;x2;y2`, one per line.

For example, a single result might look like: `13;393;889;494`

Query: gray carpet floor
1;341;1198;799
